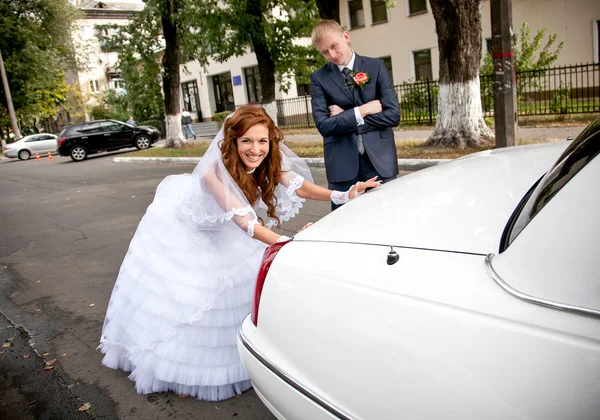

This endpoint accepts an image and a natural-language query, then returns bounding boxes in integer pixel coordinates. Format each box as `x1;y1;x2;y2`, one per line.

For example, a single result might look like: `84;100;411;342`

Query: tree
100;0;320;148
0;0;80;135
183;0;320;117
480;22;564;112
425;0;494;148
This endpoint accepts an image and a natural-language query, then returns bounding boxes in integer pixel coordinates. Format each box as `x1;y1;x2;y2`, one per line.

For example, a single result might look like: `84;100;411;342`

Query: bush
399;79;438;124
139;119;162;131
213;111;232;128
550;83;571;115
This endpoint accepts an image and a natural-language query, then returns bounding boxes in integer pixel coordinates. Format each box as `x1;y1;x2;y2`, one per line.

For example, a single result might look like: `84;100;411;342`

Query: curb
112;156;450;170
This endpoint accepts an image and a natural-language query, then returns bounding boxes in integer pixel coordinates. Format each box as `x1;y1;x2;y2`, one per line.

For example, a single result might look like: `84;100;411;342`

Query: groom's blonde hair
311;20;344;45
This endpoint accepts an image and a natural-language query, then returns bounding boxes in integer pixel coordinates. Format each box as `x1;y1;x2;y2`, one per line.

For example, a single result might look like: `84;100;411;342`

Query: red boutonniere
347;71;370;89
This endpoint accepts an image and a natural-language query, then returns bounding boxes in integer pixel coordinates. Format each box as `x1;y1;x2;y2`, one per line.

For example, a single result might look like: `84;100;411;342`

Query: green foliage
213;111;233;128
550;83;571;115
139;119;163;132
399;79;438;124
480;22;564;112
98;0;320;110
89;89;129;121
0;0;81;130
96;15;164;123
481;22;564;75
182;0;320;89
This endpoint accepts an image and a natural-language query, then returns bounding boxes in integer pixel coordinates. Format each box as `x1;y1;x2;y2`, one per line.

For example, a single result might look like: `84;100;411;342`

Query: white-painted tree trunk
263;100;278;126
425;77;494;148
164;114;186;148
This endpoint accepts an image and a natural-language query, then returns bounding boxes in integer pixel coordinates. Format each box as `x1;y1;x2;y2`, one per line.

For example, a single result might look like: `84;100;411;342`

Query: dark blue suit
310;54;400;204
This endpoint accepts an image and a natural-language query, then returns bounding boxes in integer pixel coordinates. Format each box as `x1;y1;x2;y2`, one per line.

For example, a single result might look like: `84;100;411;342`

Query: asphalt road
0;150;334;420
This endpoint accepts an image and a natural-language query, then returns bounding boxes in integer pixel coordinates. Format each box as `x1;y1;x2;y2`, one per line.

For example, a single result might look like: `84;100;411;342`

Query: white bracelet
330;183;363;205
276;235;291;243
330;190;350;205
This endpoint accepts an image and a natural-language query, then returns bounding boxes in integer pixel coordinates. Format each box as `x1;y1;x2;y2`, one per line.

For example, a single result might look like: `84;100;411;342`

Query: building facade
70;1;143;109
339;0;600;84
179;46;311;122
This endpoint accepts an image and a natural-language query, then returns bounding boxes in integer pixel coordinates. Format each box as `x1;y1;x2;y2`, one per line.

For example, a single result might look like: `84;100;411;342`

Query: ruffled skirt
99;174;266;401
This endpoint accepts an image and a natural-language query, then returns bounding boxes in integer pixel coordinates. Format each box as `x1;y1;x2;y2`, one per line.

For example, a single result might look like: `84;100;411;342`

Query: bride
98;106;380;401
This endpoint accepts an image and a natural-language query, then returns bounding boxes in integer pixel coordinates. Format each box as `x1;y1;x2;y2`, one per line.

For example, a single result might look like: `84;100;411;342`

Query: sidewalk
281;125;586;143
130;125;587;171
156;125;586;146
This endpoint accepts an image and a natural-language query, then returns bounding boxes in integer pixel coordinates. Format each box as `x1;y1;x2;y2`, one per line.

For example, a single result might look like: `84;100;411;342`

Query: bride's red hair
221;106;283;226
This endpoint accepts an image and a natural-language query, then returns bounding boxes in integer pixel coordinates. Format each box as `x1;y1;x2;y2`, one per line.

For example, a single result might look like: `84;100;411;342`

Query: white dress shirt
337;51;365;126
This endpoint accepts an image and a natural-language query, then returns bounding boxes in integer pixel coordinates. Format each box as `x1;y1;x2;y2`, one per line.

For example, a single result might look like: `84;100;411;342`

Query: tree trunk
245;0;278;123
161;0;185;148
314;0;340;21
425;0;494;148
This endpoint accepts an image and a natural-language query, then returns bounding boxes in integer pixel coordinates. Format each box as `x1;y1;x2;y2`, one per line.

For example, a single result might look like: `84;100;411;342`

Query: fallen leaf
1;343;11;348
6;337;14;342
0;351;4;355
23;354;30;358
6;325;13;329
42;352;50;357
43;365;54;371
45;358;57;366
35;309;41;312
179;394;189;399
78;402;91;412
89;303;95;307
62;353;67;357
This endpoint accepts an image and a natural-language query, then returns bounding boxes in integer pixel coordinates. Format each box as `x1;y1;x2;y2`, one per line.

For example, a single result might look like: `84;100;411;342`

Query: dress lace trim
246;219;259;238
266;175;305;228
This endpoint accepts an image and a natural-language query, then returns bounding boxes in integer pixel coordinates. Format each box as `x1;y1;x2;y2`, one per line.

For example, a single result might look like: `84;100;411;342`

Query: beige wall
181;52;302;120
341;0;600;84
73;17;131;105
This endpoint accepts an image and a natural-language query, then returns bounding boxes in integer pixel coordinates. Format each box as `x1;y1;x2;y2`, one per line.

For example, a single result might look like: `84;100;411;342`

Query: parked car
3;133;58;160
57;119;160;162
238;117;600;420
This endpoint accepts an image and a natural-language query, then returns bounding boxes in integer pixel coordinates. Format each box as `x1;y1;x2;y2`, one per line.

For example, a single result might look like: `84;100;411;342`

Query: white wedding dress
98;129;312;401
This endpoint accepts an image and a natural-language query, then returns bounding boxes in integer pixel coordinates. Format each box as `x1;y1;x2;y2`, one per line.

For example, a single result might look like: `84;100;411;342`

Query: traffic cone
35;152;40;161
47;151;53;161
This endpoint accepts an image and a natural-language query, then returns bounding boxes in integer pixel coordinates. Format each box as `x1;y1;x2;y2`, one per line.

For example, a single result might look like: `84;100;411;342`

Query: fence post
426;78;433;125
304;94;311;127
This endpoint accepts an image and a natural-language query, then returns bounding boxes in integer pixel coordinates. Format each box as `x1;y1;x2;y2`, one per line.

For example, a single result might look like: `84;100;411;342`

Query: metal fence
276;62;600;128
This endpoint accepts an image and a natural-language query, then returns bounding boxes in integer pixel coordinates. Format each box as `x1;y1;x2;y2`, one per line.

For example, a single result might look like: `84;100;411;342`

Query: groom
310;20;400;210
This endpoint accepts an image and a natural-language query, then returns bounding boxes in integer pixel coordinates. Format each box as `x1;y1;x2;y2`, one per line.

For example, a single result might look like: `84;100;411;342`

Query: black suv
57;120;161;161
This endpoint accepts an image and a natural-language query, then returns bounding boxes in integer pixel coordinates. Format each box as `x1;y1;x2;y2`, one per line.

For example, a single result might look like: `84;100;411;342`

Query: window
371;0;388;24
80;122;103;134
79;25;93;39
485;38;493;53
348;0;365;29
100;122;124;132
297;81;312;97
408;0;427;15
379;56;394;84
181;80;200;114
244;66;262;104
112;79;124;90
413;49;432;81
89;80;101;93
502;117;600;250
212;73;235;113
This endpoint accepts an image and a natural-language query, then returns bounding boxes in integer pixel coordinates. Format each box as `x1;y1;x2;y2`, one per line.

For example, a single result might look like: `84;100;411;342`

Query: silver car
3;133;58;160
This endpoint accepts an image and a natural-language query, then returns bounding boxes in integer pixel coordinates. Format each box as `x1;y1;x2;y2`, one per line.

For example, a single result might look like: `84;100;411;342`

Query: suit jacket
310;54;400;183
